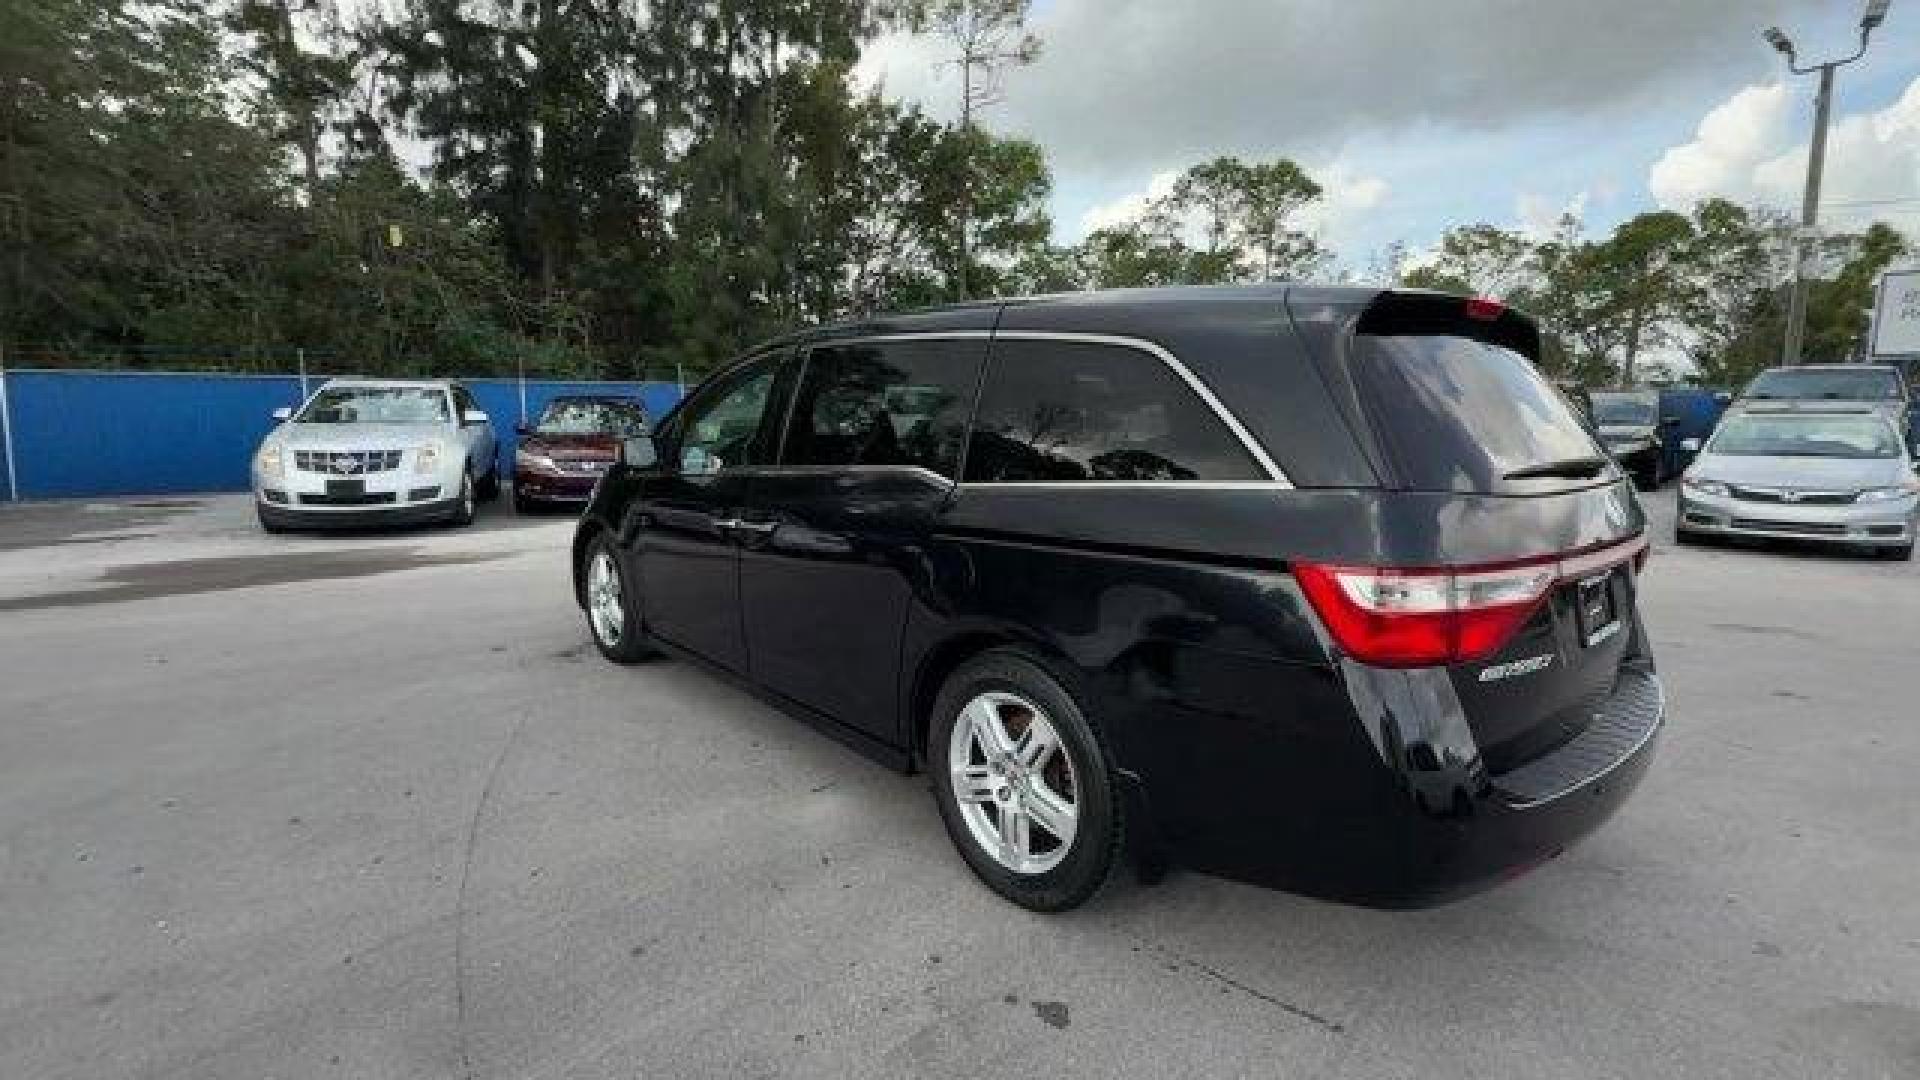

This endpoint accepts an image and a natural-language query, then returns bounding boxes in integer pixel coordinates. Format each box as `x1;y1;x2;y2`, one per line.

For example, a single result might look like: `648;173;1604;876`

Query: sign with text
1870;270;1920;357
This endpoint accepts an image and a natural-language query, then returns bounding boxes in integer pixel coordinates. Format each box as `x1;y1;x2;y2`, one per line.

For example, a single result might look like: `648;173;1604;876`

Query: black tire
1879;543;1913;562
582;533;653;663
928;648;1122;912
513;490;538;515
1674;525;1700;546
476;460;501;501
447;470;476;528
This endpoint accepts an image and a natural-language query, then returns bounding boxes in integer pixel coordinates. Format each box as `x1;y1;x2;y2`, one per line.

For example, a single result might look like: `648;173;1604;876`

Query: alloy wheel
947;691;1079;875
587;549;624;646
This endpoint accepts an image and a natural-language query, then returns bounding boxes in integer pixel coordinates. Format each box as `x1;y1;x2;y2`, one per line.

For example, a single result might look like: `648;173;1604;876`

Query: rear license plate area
326;478;366;499
1575;570;1620;647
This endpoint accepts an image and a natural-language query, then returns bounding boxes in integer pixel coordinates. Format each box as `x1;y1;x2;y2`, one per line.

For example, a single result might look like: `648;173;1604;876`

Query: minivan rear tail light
1293;535;1648;669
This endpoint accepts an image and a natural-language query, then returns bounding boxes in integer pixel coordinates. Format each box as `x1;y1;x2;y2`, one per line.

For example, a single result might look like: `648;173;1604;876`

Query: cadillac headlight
415;443;442;475
1682;475;1729;498
1857;484;1919;503
256;444;283;477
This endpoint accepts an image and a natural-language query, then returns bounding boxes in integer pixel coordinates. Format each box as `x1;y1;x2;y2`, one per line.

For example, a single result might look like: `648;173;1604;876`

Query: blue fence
0;369;683;501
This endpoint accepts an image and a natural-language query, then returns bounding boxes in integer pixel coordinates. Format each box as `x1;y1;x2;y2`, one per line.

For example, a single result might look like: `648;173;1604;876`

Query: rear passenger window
1354;334;1604;492
964;340;1262;483
782;340;986;479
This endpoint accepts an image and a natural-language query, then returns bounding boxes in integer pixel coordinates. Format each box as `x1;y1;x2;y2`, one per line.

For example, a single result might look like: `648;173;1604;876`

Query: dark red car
513;396;651;512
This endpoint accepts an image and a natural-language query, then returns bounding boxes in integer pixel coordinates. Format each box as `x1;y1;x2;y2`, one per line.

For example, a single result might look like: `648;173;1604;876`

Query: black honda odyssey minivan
573;286;1662;911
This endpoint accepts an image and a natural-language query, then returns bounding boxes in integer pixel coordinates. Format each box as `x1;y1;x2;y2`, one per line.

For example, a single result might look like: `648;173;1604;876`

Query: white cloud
1516;189;1590;240
851;32;956;121
865;0;1828;183
1297;165;1390;249
1075;171;1181;237
1648;83;1794;210
1650;76;1920;230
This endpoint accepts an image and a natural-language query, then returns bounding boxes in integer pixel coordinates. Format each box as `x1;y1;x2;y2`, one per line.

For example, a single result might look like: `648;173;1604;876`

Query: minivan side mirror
462;409;489;426
620;436;658;470
1680;438;1701;453
271;406;293;422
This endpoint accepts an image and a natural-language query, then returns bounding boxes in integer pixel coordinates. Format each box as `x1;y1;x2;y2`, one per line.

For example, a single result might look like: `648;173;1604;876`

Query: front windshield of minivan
298;386;451;425
1707;414;1901;459
1745;368;1903;401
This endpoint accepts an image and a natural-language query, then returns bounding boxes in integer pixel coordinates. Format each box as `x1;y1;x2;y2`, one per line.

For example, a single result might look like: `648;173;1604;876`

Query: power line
1820;195;1920;209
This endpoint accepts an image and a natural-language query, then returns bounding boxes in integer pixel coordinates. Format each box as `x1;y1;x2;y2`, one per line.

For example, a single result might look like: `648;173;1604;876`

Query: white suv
252;379;500;532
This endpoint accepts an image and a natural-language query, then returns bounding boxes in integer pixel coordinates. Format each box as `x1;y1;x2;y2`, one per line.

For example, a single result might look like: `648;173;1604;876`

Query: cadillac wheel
930;650;1121;911
583;537;651;664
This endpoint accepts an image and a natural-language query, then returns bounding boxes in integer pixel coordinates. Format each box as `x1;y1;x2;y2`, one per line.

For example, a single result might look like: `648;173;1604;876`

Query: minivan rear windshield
1592;396;1657;427
1745;367;1903;401
1354;334;1608;492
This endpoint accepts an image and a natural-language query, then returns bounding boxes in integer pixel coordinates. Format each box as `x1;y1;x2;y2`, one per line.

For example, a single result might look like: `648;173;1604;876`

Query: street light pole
1780;64;1835;370
1767;0;1892;367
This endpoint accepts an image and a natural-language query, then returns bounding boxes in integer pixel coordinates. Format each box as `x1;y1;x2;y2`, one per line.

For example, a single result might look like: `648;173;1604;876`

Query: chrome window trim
784;329;1293;488
746;463;956;488
958;481;1288;491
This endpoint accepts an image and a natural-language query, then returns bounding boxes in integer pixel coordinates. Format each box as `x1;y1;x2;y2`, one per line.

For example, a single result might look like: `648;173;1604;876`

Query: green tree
1802;221;1909;363
909;0;1041;299
1679;198;1791;387
1400;224;1534;298
226;0;358;197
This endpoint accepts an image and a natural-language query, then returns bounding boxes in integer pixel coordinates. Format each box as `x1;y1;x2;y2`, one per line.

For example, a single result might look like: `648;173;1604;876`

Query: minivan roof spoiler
1353;289;1540;357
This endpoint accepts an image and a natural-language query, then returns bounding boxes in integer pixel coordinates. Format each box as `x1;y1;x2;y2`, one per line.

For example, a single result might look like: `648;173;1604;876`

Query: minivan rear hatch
1301;291;1649;772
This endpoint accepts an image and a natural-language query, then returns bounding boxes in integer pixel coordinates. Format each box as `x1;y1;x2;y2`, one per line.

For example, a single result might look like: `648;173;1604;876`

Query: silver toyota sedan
252;379;500;532
1677;407;1918;560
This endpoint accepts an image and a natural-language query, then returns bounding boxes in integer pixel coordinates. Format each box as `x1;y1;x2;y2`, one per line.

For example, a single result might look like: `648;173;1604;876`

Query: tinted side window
782;340;985;479
963;340;1263;483
672;361;778;475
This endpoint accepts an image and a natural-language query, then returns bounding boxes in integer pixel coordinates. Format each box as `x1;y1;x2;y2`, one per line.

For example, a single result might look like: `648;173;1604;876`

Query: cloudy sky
856;0;1920;266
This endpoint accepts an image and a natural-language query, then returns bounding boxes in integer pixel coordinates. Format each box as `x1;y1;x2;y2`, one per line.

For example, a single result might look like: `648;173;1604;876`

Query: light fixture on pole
1766;0;1893;367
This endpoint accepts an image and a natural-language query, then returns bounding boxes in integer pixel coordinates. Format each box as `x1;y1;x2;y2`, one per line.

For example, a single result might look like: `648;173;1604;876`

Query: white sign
1870;270;1920;357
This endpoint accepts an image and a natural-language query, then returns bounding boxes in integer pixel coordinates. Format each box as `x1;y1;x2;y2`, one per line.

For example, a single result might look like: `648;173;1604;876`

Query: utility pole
1765;0;1892;366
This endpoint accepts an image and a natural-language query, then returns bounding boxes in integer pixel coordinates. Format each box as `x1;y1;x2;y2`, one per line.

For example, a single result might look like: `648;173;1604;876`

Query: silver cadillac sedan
252;379;500;532
1677;407;1918;560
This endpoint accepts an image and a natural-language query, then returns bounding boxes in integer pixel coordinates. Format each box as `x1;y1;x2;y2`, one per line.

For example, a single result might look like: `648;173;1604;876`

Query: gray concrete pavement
0;490;1915;1079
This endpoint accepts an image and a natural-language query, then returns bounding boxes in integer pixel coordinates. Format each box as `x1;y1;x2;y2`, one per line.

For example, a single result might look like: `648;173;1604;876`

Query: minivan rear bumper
1144;658;1663;908
1384;669;1663;906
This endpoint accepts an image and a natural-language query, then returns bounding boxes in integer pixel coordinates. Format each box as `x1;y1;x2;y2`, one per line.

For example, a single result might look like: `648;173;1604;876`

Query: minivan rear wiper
1504;456;1610;481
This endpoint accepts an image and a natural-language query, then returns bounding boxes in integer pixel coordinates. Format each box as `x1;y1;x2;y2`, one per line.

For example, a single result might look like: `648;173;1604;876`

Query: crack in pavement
453;711;531;1080
1137;940;1345;1034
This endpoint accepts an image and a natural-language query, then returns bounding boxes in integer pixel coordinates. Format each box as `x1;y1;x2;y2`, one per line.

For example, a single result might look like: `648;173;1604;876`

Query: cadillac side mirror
271;406;293;422
621;436;658;470
1680;438;1701;453
462;409;489;426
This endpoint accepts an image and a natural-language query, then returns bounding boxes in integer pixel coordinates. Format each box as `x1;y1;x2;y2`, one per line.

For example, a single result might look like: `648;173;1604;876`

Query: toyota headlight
1857;484;1919;503
415;443;442;475
256;444;283;477
1682;475;1729;498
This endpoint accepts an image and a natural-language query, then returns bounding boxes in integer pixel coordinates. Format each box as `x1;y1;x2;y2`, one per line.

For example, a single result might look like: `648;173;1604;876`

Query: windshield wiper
1504;456;1610;480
